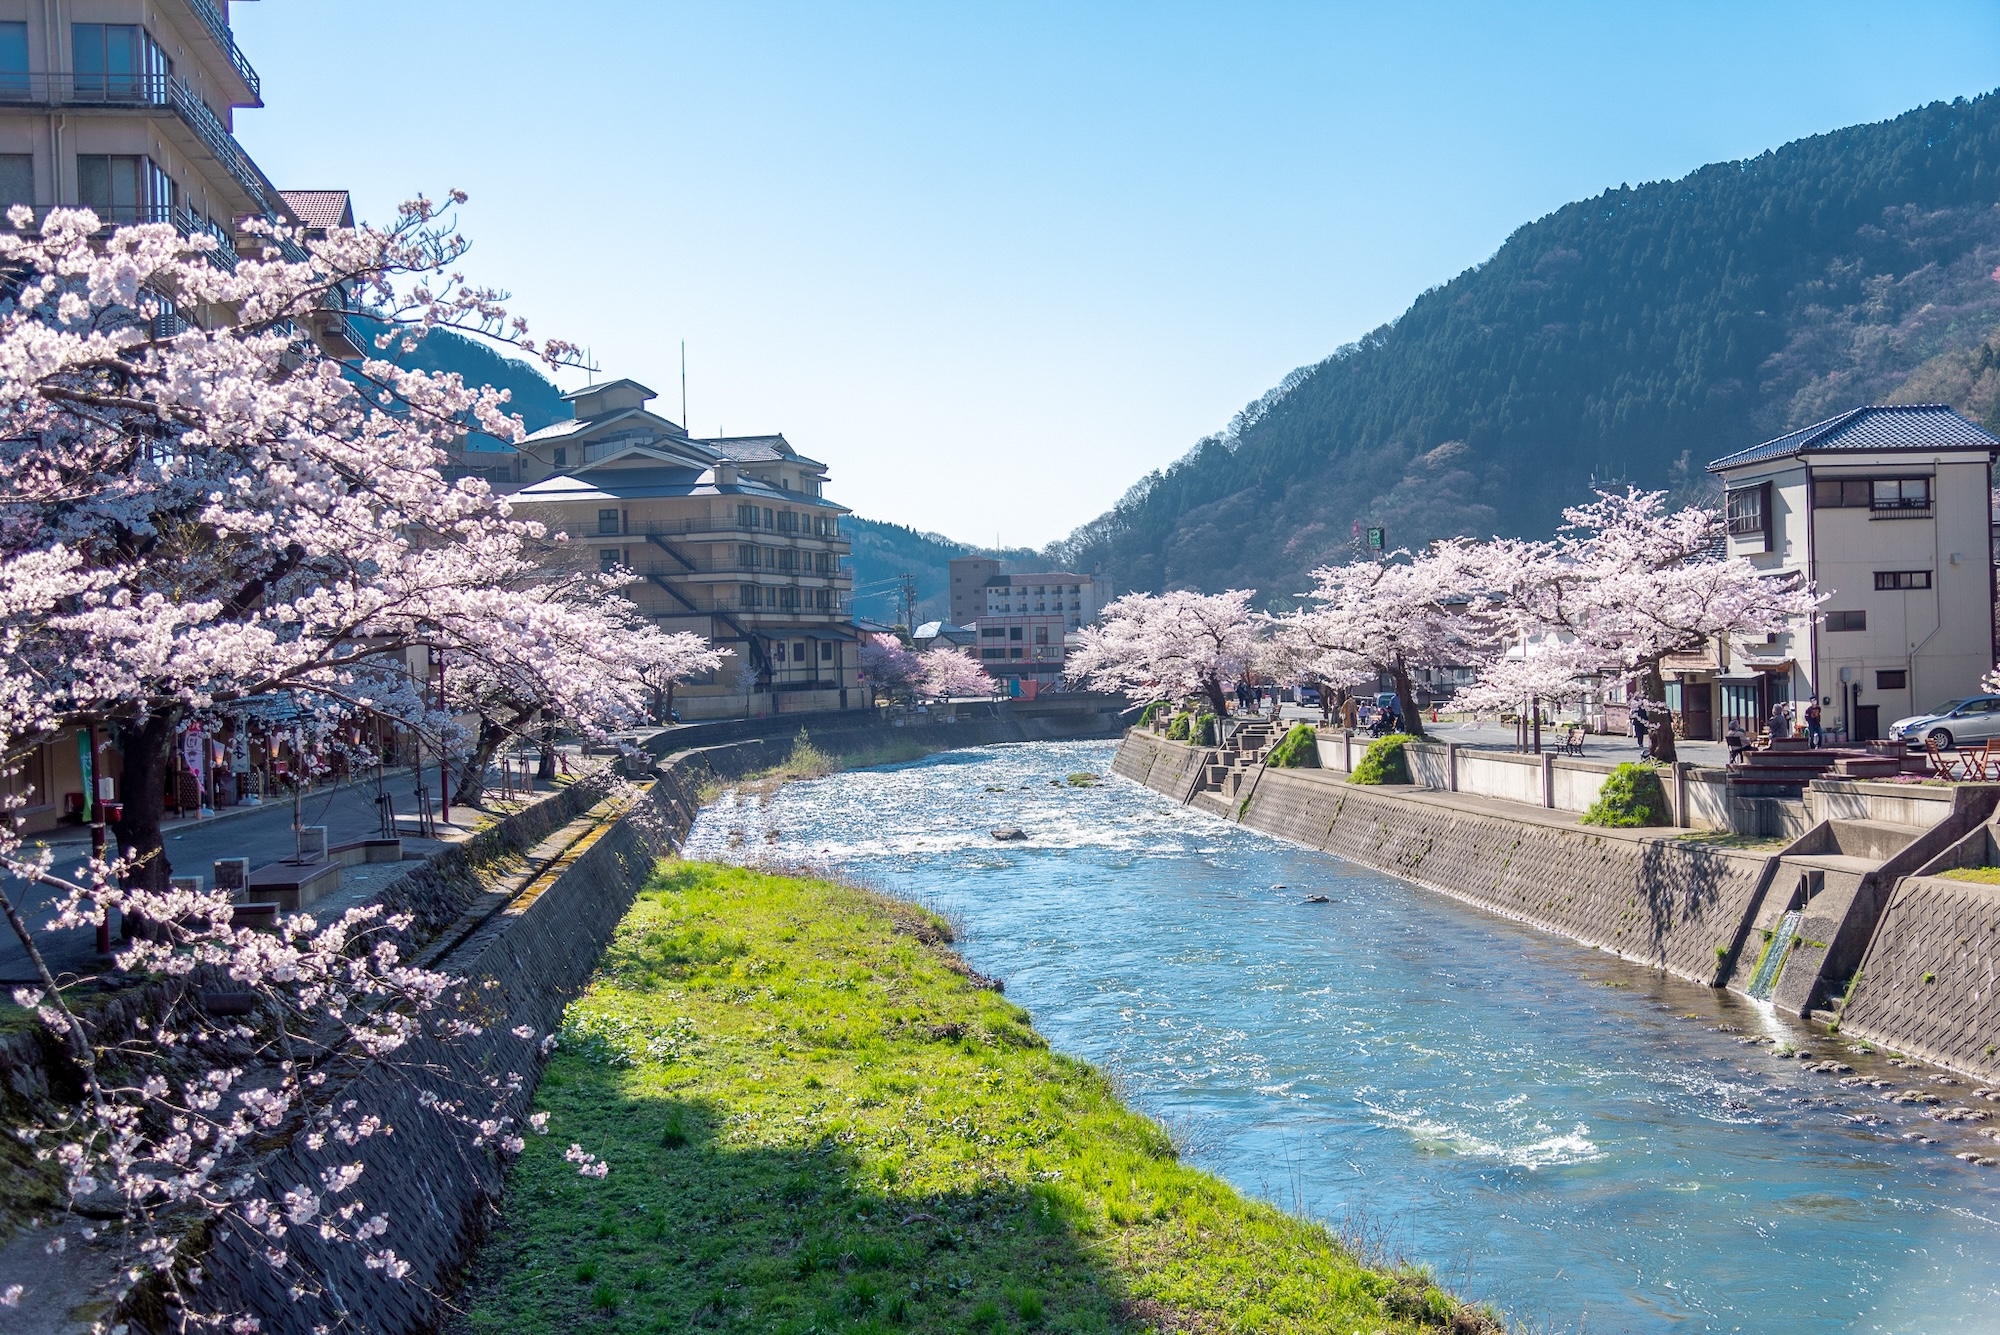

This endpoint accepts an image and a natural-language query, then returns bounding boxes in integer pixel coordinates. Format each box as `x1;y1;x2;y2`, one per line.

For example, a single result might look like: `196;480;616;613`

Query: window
778;549;797;572
778;509;797;531
78;154;172;224
793;641;806;661
0;154;31;210
1877;670;1907;690
0;23;28;98
1871;477;1930;514
981;627;1005;639
1825;610;1867;632
1009;647;1023;658
819;641;833;662
739;584;761;608
779;586;799;609
598;548;620;573
72;24;168;100
597;508;620;535
738;503;758;527
1009;626;1023;641
738;544;758;568
983;648;1005;660
1873;570;1932;590
552;447;566;468
1812;477;1872;508
763;507;775;528
1725;483;1771;550
773;641;786;663
1035;626;1049;645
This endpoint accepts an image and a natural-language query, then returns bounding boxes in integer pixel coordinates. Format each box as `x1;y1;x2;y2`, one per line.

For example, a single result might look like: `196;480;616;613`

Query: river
681;739;2000;1334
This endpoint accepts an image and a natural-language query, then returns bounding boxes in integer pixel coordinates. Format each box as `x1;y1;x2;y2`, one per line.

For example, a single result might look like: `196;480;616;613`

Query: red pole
437;654;450;824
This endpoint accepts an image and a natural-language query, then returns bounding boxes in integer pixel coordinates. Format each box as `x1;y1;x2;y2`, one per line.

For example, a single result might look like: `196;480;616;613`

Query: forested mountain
845;518;1040;625
1048;90;2000;601
357;316;571;434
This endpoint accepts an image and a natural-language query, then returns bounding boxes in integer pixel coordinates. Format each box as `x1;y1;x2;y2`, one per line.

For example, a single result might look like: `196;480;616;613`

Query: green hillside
845;518;1039;626
1049;90;2000;599
357;315;571;436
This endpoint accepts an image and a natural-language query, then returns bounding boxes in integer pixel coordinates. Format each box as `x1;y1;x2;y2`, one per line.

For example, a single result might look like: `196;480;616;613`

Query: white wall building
1706;404;2000;742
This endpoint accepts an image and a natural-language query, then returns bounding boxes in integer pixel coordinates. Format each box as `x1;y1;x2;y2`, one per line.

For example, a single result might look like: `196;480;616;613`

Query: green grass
454;862;1481;1334
1938;866;2000;884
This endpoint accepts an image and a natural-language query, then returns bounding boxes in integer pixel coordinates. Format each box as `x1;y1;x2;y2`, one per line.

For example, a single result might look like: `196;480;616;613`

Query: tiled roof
699;434;794;463
279;190;351;229
1707;404;2000;472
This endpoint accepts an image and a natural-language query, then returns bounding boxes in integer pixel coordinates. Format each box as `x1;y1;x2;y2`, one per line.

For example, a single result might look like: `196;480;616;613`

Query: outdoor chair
1963;739;2000;781
1924;737;1966;781
1561;726;1586;757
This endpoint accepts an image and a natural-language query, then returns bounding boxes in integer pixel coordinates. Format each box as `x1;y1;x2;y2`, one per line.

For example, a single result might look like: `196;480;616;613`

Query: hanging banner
75;731;92;822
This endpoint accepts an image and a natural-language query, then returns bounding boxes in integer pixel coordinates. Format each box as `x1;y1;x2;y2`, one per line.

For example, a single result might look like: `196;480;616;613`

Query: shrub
1582;762;1670;827
1191;711;1218;745
1138;701;1169;729
1165;711;1193;741
1348;733;1416;785
1265;723;1318;768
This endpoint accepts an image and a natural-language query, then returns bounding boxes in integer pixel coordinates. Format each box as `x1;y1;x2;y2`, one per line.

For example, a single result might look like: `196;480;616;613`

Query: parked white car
1889;696;2000;749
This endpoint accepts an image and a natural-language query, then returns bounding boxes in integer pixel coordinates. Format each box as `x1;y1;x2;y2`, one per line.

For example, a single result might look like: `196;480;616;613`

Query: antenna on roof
585;347;593;386
681;340;688;430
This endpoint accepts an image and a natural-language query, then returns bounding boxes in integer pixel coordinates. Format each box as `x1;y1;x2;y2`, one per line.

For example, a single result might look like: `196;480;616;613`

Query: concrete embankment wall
1121;731;1768;984
172;706;1125;1333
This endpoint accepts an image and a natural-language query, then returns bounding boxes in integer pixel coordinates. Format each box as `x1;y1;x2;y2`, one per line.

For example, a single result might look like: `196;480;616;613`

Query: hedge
1265;723;1319;768
1348;733;1416;785
1582;762;1670;827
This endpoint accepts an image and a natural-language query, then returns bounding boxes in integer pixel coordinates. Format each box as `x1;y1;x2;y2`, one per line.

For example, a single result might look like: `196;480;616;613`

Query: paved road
1;760;565;985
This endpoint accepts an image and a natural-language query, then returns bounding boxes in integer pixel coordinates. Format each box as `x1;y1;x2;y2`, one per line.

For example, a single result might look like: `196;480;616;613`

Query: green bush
1582;762;1670;827
1265;723;1319;768
1348;733;1416;785
1165;711;1192;741
1191;711;1217;745
1138;701;1169;729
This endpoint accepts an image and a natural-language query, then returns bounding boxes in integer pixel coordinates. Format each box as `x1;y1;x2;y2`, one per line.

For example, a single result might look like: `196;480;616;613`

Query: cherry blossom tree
857;632;921;703
1271;544;1496;737
1064;589;1257;716
0;199;670;1324
918;647;994;699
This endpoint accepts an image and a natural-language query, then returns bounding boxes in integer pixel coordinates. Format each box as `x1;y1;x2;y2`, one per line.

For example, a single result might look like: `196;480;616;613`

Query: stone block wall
1839;875;2000;1083
1116;733;1767;984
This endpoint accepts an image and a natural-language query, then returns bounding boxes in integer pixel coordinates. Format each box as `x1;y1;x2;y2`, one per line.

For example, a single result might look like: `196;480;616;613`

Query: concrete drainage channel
2;703;1124;1334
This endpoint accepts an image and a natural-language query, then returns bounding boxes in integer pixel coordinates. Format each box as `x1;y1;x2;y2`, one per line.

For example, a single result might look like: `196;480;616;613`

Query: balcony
628;555;848;580
641;517;846;544
183;0;262;103
0;73;278;215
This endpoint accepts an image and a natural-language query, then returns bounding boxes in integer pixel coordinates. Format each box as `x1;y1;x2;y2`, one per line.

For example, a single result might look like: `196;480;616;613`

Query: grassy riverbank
454;862;1485;1334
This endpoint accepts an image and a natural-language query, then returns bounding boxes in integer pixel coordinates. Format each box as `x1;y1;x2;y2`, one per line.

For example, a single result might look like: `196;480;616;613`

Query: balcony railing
620;554;849;580
0;73;277;215
185;0;262;102
638;517;847;544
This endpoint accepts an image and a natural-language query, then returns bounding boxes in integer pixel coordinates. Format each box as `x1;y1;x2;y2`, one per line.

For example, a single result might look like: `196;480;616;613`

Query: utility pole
896;573;918;633
681;340;687;429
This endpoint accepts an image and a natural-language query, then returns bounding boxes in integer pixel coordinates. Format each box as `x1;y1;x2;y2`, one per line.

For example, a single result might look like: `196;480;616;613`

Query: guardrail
186;0;262;101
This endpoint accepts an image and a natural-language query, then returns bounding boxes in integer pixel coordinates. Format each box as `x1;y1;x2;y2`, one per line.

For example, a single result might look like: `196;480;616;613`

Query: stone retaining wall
1120;731;1770;985
1839;874;2000;1083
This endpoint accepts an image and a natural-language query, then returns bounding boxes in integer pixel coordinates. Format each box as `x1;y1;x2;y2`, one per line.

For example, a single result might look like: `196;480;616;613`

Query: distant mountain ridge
1047;89;2000;601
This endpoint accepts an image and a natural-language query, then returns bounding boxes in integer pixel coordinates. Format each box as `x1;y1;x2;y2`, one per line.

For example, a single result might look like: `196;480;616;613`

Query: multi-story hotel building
946;556;1108;697
0;0;361;354
509;379;863;719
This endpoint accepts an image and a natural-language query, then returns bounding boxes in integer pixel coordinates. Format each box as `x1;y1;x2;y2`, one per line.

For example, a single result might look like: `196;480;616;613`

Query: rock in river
991;827;1028;841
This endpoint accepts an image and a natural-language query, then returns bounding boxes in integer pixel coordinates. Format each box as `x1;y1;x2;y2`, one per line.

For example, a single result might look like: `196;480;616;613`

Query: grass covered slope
456;863;1475;1334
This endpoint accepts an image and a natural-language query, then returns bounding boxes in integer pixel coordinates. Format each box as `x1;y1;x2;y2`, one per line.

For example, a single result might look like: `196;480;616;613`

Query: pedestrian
1726;720;1749;765
1340;695;1359;731
1769;702;1791;742
1804;700;1822;748
1631;703;1650;758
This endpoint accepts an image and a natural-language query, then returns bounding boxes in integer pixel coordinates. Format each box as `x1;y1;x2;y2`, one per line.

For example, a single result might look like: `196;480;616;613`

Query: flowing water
682;740;2000;1333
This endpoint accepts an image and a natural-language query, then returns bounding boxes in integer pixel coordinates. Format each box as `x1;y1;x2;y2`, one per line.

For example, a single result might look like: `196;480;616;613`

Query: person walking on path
1631;703;1650;759
1804;700;1823;747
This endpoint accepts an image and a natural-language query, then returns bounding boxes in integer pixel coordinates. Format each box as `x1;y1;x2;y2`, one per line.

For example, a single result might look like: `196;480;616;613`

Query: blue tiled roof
1707;404;2000;472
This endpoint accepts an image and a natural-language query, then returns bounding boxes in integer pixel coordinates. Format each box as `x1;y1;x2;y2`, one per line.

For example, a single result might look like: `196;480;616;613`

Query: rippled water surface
682;740;2000;1333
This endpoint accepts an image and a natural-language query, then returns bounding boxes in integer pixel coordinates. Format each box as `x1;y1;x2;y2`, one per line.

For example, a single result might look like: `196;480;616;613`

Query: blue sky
232;2;2000;548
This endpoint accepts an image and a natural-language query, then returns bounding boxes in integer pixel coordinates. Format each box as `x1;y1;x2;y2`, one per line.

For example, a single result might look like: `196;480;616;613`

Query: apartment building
509;379;862;719
0;0;362;354
1704;404;2000;742
945;556;1108;697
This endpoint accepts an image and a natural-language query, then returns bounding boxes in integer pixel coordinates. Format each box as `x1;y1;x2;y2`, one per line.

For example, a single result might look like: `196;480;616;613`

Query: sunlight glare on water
682;740;2000;1334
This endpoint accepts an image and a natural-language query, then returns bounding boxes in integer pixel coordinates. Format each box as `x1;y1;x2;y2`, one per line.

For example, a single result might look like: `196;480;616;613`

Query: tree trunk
455;707;539;807
536;713;557;782
112;711;179;895
1201;675;1231;721
1390;663;1425;738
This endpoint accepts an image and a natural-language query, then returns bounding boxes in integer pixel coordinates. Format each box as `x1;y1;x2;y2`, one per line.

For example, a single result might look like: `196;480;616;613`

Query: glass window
820;641;833;661
0;23;27;97
1873;570;1931;590
1812;478;1872;508
737;503;757;527
793;641;806;661
1725;484;1769;547
597;508;619;534
0;154;31;209
1876;670;1907;690
73;23;166;100
1824;610;1866;632
1009;626;1023;641
1871;477;1930;511
597;548;619;573
551;446;566;468
763;507;774;528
